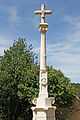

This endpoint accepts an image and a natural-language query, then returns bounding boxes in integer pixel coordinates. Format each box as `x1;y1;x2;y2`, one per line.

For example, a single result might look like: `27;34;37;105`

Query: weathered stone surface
32;4;56;120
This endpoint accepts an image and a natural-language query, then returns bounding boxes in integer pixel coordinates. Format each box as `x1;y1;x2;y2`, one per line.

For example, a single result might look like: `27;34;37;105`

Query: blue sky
0;0;80;83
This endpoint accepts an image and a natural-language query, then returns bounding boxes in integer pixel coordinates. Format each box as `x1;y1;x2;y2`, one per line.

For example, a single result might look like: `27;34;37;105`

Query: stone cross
34;4;52;23
34;4;52;98
32;4;56;120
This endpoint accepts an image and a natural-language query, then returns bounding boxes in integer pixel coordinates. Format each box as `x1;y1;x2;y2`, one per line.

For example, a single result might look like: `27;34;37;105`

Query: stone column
40;32;46;70
39;23;48;98
31;4;56;120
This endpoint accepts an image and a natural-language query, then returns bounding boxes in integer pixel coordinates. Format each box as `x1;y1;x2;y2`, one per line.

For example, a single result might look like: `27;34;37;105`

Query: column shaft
40;32;46;70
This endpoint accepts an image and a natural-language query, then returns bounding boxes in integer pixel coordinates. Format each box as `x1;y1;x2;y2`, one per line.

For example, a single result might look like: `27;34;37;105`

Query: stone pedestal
32;97;56;120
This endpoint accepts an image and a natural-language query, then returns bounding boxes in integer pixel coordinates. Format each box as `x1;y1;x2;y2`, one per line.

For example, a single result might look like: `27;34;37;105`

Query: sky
0;0;80;83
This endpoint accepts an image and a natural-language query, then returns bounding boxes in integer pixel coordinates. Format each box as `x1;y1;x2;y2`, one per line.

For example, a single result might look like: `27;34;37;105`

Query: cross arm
34;10;42;15
45;10;52;15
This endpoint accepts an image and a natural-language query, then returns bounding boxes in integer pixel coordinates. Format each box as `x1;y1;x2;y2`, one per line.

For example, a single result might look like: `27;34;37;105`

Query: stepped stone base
32;97;56;120
32;106;56;120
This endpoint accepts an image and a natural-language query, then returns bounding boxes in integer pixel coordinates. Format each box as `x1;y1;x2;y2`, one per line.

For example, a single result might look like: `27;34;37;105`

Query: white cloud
1;6;19;23
33;47;40;54
8;7;19;22
63;15;80;30
0;46;5;55
25;15;40;29
46;43;80;83
45;16;80;83
46;31;80;83
32;16;40;29
0;36;13;55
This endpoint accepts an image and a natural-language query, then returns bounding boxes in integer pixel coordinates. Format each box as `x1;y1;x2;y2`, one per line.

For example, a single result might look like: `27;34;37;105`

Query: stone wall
56;99;80;120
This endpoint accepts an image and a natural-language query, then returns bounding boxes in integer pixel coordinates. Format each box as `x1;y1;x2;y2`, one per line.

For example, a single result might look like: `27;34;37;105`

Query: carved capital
39;23;48;33
39;27;47;33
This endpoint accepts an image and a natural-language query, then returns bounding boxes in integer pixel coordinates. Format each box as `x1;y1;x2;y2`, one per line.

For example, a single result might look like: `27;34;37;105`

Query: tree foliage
0;38;39;120
0;38;75;120
71;83;80;96
47;66;74;107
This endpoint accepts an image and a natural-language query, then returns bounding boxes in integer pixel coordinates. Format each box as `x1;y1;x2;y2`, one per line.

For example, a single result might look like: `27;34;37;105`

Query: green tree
71;83;80;96
0;38;75;120
0;38;39;120
47;66;74;107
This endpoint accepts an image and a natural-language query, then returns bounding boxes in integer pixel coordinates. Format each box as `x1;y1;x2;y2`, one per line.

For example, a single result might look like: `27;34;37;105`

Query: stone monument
32;4;56;120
